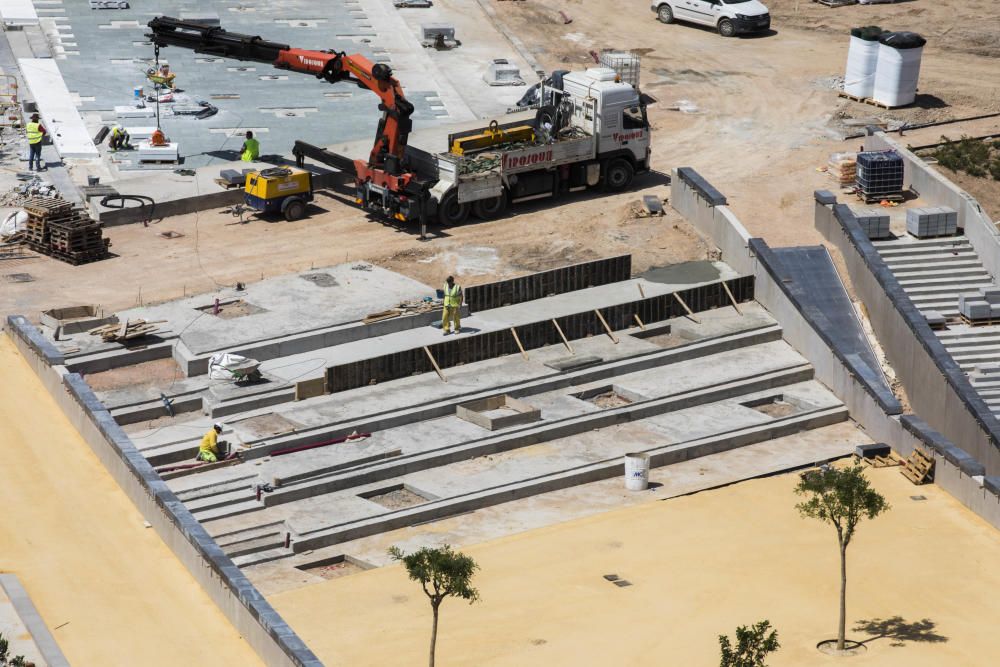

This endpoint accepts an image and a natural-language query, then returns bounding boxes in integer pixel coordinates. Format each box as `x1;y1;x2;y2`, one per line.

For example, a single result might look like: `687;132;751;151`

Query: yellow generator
244;167;313;221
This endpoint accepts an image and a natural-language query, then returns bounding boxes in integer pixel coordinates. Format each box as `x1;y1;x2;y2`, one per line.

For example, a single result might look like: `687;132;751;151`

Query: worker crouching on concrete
26;113;46;171
197;423;228;463
240;130;260;162
108;126;131;152
442;275;463;335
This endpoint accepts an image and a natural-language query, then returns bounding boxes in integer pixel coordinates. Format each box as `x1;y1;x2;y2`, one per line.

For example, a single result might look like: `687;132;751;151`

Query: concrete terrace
47;257;869;593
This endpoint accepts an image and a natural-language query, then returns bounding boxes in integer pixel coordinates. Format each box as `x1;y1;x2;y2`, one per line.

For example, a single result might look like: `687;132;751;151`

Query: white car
651;0;771;37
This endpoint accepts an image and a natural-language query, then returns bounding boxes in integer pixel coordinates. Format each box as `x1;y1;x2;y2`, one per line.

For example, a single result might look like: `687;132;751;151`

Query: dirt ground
3;1;998;320
271;463;1000;666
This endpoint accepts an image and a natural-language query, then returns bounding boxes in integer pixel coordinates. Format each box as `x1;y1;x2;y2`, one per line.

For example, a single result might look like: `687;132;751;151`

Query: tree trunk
429;602;439;667
838;543;847;651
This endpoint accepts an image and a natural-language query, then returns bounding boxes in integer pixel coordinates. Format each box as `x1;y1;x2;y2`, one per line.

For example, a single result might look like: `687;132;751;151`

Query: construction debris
363;298;442;324
88;318;163;343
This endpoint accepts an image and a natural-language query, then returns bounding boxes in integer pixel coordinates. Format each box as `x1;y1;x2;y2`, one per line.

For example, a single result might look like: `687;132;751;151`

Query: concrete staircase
873;236;994;318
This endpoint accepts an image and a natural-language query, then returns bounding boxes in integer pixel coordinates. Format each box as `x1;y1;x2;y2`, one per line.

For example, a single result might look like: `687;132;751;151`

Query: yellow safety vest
26;122;43;145
241;138;260;162
443;284;461;308
199;429;218;455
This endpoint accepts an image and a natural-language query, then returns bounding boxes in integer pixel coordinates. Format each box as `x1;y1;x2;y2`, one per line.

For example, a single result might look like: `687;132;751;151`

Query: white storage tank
843;26;883;99
872;31;926;108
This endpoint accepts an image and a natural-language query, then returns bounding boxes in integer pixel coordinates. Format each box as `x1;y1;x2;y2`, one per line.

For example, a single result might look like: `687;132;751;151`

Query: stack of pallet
21;196;110;265
827;152;857;187
88;318;162;343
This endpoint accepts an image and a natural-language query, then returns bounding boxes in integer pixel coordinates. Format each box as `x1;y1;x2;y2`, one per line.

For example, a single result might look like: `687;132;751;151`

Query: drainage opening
359;484;431;509
572;385;637;409
295;554;373;580
196;298;268;319
742;394;800;418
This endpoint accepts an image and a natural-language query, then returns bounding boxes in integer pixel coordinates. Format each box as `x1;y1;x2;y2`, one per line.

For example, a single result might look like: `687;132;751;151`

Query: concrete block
855;442;891;459
421;23;458;47
981;287;1000;304
814;190;837;205
115;105;156;119
124;126;157;140
544;355;603;372
90;0;129;8
456;395;541;431
484;59;524;86
922;310;946;327
137;141;179;163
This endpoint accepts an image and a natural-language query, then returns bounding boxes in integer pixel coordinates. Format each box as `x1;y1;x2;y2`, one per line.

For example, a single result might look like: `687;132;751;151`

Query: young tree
389;544;480;667
719;620;780;667
795;464;889;651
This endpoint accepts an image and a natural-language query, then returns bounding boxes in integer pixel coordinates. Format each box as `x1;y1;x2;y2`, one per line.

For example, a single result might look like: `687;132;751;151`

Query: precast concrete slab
18;58;100;158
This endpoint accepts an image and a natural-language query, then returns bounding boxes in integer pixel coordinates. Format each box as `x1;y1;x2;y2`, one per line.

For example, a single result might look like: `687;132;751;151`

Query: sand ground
0;335;261;665
272;464;1000;666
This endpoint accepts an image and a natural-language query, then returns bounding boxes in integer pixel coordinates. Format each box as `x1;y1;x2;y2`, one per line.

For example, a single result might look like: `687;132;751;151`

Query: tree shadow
853;616;948;647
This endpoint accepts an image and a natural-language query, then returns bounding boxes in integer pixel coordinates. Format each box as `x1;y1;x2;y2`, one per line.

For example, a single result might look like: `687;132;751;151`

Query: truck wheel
657;5;674;23
283;198;306;221
718;19;736;37
602;159;634;192
437;191;470;226
472;192;508;220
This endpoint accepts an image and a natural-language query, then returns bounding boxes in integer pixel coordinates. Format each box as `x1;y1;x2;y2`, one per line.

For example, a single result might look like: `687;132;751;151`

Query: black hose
100;194;156;223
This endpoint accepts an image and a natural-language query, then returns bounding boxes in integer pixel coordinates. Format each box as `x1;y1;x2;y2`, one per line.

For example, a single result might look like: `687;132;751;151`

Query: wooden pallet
900;446;935;485
959;313;1000;327
21;196;72;218
838;91;905;109
857;191;905;205
859;452;901;468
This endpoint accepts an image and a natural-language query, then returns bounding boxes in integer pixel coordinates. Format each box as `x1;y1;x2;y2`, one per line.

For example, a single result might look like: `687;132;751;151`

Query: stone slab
18;58;99;157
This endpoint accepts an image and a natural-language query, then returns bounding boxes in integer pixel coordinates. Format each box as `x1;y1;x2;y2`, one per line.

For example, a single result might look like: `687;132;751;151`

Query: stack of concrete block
922;310;946;328
959;286;1000;321
854;208;891;239
906;206;958;238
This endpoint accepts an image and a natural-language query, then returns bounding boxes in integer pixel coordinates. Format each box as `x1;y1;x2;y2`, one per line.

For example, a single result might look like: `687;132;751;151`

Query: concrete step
220;533;285;559
144;323;787;466
901;283;993;297
872;235;968;248
212;520;286;545
194;499;262;523
877;243;972;257
894;267;993;281
232;547;294;568
264;363;816;509
881;252;980;267
897;274;992;288
936;328;1000;341
288;405;849;552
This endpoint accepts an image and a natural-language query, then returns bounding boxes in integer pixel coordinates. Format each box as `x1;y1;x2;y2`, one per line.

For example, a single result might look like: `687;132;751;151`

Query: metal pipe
270;432;370;457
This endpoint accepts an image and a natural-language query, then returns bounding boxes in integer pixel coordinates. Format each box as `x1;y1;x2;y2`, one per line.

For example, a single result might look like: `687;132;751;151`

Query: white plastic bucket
624;453;650;491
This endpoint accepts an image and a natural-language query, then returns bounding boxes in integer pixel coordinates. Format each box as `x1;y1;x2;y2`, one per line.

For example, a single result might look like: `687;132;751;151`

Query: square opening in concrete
572;385;640;409
632;323;692;349
741;394;802;418
359;484;432;509
456;395;541;431
41;304;117;334
196;298;268;319
295;554;373;580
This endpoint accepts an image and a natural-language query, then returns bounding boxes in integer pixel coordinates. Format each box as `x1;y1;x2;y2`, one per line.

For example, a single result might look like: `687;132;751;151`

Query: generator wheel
282;197;307;221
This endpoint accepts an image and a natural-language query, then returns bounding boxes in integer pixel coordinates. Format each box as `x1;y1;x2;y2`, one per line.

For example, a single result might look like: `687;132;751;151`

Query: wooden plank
633;313;646;331
423;346;447;383
552;319;573;354
637;283;646;299
673;292;701;323
594;309;619;344
510;327;529;360
722;281;743;315
116;318;129;340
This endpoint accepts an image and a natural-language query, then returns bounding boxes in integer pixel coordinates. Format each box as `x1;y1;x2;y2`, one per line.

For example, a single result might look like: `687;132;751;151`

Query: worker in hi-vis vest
197;423;226;463
442;275;463;335
240;130;260;162
26;113;46;171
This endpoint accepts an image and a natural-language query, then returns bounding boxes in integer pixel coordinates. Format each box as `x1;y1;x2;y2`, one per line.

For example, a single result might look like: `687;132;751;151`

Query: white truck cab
651;0;770;37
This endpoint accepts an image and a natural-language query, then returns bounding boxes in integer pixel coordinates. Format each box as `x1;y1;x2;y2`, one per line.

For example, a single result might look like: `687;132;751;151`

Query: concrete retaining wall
815;195;1000;476
864;130;1000;277
4;316;323;667
669;167;1000;530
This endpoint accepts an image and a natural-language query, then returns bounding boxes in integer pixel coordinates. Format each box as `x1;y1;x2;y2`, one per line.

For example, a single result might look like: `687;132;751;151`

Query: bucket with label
624;452;650;491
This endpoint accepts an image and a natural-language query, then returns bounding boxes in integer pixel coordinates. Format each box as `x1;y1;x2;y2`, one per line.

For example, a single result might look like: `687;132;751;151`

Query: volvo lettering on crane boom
145;17;652;228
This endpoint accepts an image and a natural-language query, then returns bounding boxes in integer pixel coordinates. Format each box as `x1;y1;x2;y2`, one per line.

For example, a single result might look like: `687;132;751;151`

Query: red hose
271;432;370;457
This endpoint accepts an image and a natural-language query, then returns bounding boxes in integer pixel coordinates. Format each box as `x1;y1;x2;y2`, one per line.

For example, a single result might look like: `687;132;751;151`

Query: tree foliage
389;544;479;667
389;544;480;609
719;620;780;667
795;463;889;550
0;633;27;667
